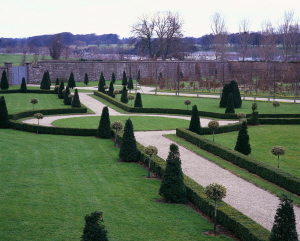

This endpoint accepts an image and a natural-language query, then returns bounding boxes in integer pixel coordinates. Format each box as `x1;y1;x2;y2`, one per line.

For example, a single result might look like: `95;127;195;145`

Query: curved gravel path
24;86;300;235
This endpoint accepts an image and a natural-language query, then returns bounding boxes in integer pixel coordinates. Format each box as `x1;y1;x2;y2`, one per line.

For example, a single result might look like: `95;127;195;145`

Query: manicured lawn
52;115;190;131
135;94;300;114
203;125;300;178
0;129;232;241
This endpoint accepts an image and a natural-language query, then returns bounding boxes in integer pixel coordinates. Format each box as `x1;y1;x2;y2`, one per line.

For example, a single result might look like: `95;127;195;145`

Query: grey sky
1;0;299;38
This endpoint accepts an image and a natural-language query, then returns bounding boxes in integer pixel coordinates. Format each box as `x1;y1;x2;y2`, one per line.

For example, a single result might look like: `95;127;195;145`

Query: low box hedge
176;128;300;196
0;89;54;94
115;132;270;241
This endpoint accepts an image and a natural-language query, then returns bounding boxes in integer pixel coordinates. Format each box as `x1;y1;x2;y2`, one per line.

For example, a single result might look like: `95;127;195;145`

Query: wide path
24;85;300;235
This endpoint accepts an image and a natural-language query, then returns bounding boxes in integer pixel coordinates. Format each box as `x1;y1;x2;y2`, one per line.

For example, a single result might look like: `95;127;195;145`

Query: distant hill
0;32;129;48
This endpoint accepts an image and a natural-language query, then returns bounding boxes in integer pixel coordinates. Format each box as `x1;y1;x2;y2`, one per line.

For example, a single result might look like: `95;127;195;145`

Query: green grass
0;129;232;241
165;134;300;207
52;115;190;131
0;54;52;66
203;125;300;178
131;94;300;114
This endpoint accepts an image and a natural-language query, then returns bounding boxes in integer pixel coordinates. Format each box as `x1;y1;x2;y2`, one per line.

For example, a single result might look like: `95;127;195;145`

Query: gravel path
24;86;300;235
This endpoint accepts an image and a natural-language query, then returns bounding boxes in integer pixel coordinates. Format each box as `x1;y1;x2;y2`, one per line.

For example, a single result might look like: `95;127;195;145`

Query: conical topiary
0;70;9;90
134;92;143;107
234;121;251;155
270;195;298;241
127;77;134;92
120;86;128;104
40;70;51;90
119;118;138;162
0;96;10;128
20;77;27;93
188;105;201;134
225;93;235;114
58;82;65;99
111;72;116;84
159;143;187;204
63;86;71;105
98;73;105;93
108;81;114;98
84;73;89;85
68;72;76;89
230;80;242;108
72;89;81;108
96;106;112;139
122;71;127;86
219;83;230;108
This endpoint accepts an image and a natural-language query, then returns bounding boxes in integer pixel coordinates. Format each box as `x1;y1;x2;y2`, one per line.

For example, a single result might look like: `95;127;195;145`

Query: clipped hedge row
8;107;87;120
259;118;300;125
94;91;238;119
115;132;270;241
0;89;54;94
176;128;300;196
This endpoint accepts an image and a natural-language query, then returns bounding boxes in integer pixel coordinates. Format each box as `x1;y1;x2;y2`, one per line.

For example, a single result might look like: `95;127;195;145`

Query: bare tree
238;18;252;61
260;21;277;61
210;12;228;60
49;34;64;60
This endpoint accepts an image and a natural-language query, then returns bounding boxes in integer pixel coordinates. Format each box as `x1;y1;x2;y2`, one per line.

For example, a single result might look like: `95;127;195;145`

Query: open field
52;115;190;131
0;54;52;66
0;129;232;241
203;125;300;178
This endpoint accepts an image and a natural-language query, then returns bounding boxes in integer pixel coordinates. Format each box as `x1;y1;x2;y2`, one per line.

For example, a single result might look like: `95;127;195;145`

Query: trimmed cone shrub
0;96;10;128
84;73;89;85
20;77;27;93
120;86;128;104
219;83;231;108
188;105;201;134
159;143;187;204
122;71;127;86
63;86;71;105
234;120;251;155
119;118;138;162
96;106;112;139
225;93;235;114
127;77;133;92
219;80;242;108
68;72;76;89
134;92;143;107
40;70;51;90
0;70;9;90
270;195;298;241
58;82;65;99
54;78;60;94
111;72;116;84
98;74;105;93
81;211;108;241
72;89;81;107
108;81;114;98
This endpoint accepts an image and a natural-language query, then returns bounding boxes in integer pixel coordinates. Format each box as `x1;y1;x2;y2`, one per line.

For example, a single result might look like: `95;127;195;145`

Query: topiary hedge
176;128;300;196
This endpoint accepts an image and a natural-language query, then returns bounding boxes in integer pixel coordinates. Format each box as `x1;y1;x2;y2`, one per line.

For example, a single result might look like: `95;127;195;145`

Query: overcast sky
1;0;299;39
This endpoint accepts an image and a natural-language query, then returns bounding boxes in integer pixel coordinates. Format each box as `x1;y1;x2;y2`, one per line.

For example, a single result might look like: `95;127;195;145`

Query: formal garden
0;69;299;241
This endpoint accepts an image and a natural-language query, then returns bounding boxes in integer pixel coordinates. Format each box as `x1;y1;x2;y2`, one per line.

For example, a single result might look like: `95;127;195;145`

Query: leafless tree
238;18;252;61
49;34;64;60
210;12;228;60
260;21;277;61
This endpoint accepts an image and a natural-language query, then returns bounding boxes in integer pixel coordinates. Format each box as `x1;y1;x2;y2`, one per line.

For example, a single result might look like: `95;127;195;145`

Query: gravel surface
23;86;300;235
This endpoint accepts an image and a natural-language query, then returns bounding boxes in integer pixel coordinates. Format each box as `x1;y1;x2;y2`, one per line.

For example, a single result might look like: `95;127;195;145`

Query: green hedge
0;89;54;94
258;118;300;124
176;128;300;196
115;132;270;241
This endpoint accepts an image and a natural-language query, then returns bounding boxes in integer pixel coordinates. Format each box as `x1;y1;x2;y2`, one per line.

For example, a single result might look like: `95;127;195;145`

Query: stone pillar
25;62;32;84
4;62;12;85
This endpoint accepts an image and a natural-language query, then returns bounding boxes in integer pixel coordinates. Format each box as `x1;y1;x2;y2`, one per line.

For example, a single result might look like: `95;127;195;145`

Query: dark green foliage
108;82;114;98
270;195;298;241
58;82;65;99
225;93;235;114
219;80;242;108
72;89;81;108
134;92;143;107
98;73;105;93
234;121;251;155
119;118;138;162
111;72;116;84
127;77;134;91
20;77;27;93
96;106;112;139
40;71;51;90
63;86;71;105
68;72;76;89
188;105;201;134
0;70;9;90
120;86;128;104
0;96;10;128
249;103;260;125
84;73;89;85
159;143;187;204
137;70;140;82
55;78;60;86
122;71;127;86
54;78;59;94
81;211;108;241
